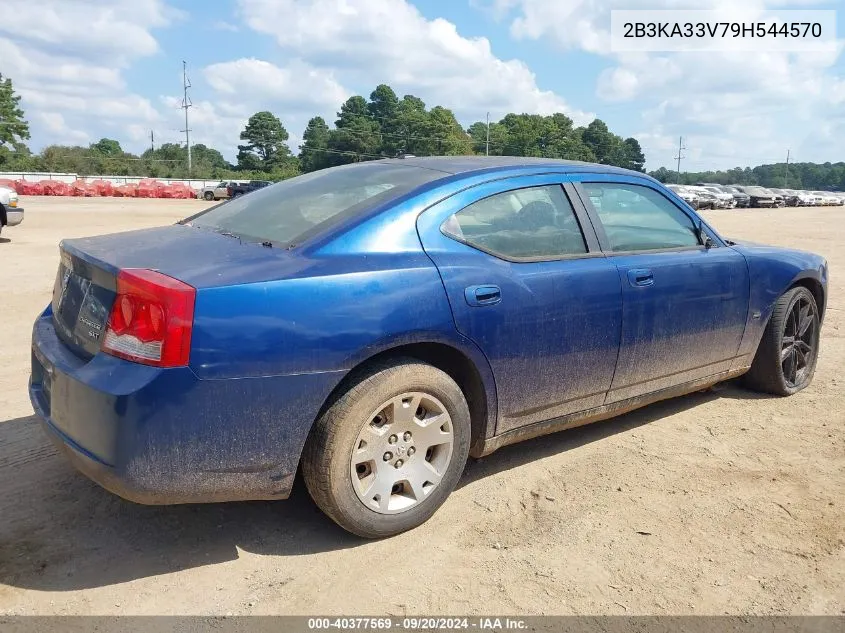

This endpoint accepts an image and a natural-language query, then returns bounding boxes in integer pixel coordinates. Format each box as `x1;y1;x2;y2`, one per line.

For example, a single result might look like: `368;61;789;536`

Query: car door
417;175;622;434
572;176;750;403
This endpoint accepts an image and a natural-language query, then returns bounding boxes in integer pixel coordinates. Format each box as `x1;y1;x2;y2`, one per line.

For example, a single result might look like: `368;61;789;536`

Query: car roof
387;156;644;178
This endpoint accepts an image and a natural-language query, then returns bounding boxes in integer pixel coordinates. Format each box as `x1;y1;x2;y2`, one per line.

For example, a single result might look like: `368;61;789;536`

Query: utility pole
784;149;790;187
674;136;686;182
181;60;192;176
150;130;155;153
485;112;490;157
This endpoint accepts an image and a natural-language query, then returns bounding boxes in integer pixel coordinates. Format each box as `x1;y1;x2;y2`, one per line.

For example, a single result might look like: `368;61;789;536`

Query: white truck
0;185;23;237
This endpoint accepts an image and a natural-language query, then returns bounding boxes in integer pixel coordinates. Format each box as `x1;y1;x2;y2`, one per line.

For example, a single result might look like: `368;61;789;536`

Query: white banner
610;10;837;52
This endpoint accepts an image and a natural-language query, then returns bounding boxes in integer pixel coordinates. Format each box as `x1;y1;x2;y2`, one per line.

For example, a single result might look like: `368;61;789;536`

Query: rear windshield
185;162;444;246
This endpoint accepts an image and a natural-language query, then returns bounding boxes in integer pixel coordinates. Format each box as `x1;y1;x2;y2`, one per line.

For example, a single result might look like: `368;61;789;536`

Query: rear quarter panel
190;254;461;378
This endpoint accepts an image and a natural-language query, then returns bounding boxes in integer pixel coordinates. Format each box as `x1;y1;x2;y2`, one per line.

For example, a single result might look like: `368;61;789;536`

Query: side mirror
696;221;714;249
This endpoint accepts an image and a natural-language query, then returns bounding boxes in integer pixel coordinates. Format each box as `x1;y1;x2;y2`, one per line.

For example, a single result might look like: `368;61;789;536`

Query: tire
302;358;471;538
203;191;214;201
744;286;821;396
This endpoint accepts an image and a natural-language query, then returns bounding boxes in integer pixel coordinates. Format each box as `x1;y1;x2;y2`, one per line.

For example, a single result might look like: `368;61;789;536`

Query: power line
298;146;387;160
39;151;186;163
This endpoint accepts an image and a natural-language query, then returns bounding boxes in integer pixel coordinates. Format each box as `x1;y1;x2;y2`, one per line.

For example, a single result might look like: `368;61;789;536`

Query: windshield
185;162;444;246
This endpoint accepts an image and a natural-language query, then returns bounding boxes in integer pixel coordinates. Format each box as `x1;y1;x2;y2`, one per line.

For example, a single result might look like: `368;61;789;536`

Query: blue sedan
30;157;828;537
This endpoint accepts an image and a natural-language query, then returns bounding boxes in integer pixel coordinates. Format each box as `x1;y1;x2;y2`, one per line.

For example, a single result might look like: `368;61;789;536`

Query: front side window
581;182;700;252
441;185;587;260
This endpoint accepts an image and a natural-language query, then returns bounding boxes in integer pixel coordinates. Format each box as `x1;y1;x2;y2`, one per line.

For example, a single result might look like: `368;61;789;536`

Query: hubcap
350;392;454;514
781;295;817;388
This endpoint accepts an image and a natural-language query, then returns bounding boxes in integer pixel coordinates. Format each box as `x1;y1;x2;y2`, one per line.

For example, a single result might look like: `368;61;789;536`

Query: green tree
336;96;371;128
422;106;471;155
582;119;616;164
90;138;122;156
368;84;399;124
0;73;31;169
237;111;291;170
299;116;331;172
191;143;232;173
622;138;646;172
328;96;381;163
0;73;29;150
467;120;508;156
394;95;428;155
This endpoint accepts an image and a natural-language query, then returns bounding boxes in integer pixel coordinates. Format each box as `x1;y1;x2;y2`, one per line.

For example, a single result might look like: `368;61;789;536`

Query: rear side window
581;182;700;252
441;185;587;260
186;162;443;246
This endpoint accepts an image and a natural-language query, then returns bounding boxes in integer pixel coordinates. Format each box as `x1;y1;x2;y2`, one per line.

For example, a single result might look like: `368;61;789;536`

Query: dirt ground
0;196;842;616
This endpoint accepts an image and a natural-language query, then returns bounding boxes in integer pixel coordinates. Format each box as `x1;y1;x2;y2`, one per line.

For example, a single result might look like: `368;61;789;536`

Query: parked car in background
722;185;751;208
770;188;799;207
736;186;776;208
199;181;240;202
764;189;785;208
29;157;829;538
695;185;735;208
795;191;817;206
0;184;23;237
666;184;700;209
820;192;843;206
228;180;272;198
689;188;721;210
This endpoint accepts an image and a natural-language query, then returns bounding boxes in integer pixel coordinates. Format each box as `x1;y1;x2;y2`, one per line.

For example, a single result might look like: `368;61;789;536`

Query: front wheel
744;286;821;396
203;191;215;201
302;359;470;538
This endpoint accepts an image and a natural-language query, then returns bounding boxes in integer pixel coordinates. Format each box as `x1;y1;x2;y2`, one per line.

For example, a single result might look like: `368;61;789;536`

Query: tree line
0;76;644;180
649;163;845;191
1;71;843;190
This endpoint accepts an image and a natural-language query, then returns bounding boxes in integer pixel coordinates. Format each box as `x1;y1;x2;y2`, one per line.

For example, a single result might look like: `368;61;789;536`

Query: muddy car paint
29;158;828;505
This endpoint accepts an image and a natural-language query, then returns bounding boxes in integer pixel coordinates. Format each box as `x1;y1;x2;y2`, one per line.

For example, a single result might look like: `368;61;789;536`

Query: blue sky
1;0;843;172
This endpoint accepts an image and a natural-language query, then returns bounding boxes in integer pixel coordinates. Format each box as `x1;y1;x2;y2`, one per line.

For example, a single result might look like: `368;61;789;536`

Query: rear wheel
203;191;214;201
745;286;820;396
302;359;470;538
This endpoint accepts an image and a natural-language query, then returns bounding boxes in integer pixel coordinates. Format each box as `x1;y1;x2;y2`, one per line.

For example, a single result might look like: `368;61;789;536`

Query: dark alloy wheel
745;286;821;396
203;191;215;201
780;293;817;389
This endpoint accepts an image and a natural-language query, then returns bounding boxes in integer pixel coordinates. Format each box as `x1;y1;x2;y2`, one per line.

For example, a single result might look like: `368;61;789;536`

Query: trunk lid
52;246;118;358
51;224;294;358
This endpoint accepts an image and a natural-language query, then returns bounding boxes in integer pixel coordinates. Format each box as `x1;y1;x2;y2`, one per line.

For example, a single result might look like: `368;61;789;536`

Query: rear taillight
102;269;196;367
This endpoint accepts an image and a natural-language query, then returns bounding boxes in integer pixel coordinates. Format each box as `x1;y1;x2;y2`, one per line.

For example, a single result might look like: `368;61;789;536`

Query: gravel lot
0;197;843;615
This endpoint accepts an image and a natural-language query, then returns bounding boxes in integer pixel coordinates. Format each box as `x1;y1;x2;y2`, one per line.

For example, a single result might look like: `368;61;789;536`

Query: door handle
465;285;502;306
627;269;654;287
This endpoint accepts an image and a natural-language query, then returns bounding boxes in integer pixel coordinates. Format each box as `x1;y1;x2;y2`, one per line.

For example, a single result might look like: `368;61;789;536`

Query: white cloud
236;0;594;125
31;112;90;146
204;59;348;111
0;0;181;61
211;20;239;33
490;0;845;169
0;0;178;155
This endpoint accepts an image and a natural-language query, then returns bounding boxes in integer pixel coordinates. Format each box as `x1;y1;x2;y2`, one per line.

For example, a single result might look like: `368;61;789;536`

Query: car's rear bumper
5;208;23;226
30;307;345;505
